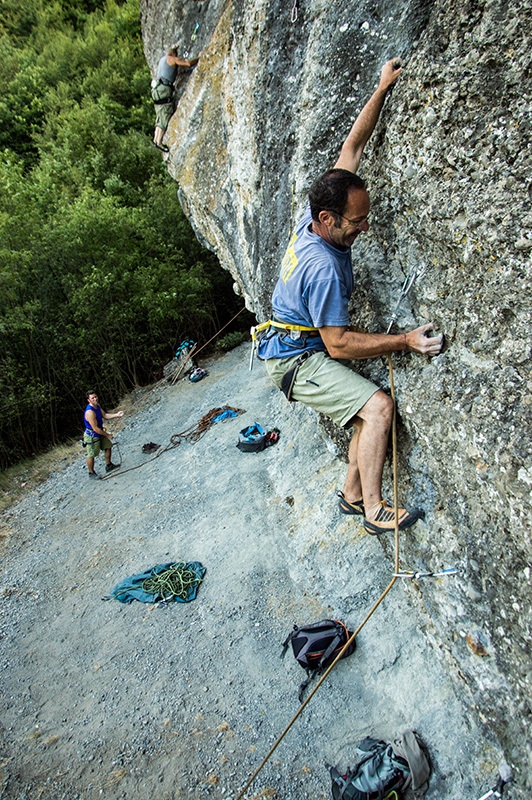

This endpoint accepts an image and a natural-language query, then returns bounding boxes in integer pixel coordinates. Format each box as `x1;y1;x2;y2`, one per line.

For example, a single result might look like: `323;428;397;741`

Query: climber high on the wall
256;59;444;535
151;46;200;152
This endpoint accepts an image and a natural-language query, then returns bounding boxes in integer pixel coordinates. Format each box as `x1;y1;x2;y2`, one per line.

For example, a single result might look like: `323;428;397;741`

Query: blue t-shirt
84;403;103;437
257;204;353;359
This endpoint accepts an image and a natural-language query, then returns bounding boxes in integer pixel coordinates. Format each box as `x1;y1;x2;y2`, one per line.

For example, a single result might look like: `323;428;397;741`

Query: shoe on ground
88;471;100;480
105;462;119;473
337;490;364;516
142;442;160;453
363;501;423;535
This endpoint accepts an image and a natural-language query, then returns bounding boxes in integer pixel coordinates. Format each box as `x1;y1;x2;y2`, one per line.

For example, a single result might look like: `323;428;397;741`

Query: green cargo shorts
151;82;173;127
265;351;378;428
83;433;112;458
154;101;174;132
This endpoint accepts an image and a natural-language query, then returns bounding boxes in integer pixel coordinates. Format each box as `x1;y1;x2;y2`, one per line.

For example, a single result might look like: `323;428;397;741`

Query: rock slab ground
0;345;512;799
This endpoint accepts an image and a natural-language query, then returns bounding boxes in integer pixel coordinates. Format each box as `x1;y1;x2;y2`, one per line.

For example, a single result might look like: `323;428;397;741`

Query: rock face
141;0;532;791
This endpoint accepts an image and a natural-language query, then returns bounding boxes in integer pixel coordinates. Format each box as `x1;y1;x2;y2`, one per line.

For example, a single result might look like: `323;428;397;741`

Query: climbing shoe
88;471;100;480
151;142;169;152
363;501;423;535
337;490;364;516
105;462;119;473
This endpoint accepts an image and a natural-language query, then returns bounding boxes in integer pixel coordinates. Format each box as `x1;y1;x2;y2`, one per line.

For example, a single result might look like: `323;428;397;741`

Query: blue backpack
236;423;267;452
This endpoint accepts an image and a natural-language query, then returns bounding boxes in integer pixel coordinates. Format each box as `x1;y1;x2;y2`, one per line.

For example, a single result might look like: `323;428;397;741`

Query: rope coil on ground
141;562;203;602
101;406;245;480
171;405;246;446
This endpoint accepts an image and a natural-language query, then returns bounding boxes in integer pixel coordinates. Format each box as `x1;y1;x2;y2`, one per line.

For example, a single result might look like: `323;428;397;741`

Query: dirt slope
0;345;508;799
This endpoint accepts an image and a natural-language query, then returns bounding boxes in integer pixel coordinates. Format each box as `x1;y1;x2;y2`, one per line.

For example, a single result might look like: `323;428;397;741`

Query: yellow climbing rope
101;406;245;480
236;355;401;800
141;562;204;602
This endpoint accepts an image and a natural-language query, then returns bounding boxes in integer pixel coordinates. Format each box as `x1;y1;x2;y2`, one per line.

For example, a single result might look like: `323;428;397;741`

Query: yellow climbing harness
249;319;320;370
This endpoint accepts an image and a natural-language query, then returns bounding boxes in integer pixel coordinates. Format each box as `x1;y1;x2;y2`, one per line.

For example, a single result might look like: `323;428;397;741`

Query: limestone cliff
141;0;532;790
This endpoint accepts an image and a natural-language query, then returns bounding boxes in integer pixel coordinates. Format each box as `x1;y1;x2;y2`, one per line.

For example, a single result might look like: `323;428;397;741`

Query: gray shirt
157;55;177;84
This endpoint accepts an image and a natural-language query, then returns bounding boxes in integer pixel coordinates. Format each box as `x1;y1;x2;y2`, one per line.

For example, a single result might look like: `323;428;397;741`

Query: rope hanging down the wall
236;300;455;797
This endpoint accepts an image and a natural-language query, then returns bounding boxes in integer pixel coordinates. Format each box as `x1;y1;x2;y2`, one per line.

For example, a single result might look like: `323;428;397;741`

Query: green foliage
0;0;247;469
0;0;41;40
0;0;151;157
216;331;245;352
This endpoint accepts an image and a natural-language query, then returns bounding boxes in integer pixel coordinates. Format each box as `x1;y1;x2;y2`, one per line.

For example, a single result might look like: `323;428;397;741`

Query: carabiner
291;0;299;23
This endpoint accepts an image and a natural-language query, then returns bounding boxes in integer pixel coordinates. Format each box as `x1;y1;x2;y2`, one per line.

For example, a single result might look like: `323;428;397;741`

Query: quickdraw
386;264;427;334
477;764;513;800
183;21;200;58
393;568;457;580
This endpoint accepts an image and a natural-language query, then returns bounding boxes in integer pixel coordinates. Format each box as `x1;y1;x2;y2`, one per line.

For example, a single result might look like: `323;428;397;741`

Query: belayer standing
83;391;124;479
257;59;443;535
151;47;200;152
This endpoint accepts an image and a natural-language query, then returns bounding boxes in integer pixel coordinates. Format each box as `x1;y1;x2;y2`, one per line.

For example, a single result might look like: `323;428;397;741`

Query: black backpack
282;619;356;702
328;738;411;800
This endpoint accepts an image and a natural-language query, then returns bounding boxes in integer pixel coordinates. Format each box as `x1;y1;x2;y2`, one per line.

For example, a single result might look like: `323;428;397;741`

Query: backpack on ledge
236;423;267;452
327;731;431;800
328;738;410;800
282;619;356;702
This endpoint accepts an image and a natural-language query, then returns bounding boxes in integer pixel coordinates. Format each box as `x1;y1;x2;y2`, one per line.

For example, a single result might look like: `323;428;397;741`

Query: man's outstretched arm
334;59;402;175
167;54;200;69
319;323;444;359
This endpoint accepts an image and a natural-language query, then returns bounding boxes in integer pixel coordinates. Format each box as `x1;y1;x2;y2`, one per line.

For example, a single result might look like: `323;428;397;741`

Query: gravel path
0;345;507;800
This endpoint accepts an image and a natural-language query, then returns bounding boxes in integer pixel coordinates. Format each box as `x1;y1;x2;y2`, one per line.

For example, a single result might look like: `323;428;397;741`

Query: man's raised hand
379;58;403;92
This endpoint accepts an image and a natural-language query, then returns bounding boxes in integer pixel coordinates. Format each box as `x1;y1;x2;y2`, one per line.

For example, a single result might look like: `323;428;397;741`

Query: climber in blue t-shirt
259;59;444;535
83;391;124;479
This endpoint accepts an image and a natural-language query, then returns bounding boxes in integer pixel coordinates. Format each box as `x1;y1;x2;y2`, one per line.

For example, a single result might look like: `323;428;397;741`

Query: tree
0;0;250;469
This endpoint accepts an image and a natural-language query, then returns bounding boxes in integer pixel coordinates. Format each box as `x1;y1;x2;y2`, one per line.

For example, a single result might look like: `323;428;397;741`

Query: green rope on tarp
141;562;204;602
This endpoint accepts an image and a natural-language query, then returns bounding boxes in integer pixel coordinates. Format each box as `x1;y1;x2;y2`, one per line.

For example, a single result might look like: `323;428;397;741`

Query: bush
215;331;245;352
